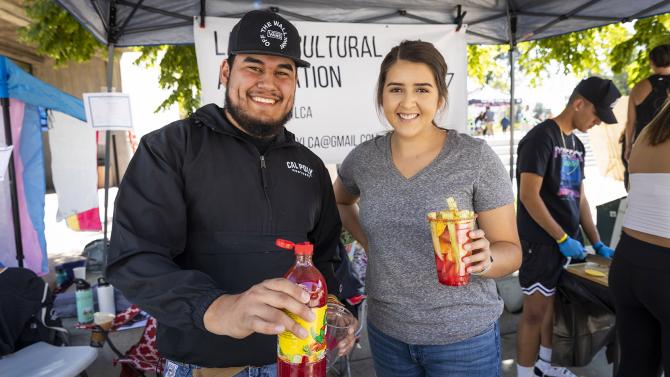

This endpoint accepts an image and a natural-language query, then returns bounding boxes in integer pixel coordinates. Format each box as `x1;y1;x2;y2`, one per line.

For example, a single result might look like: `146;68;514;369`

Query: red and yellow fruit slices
428;213;448;261
428;197;475;266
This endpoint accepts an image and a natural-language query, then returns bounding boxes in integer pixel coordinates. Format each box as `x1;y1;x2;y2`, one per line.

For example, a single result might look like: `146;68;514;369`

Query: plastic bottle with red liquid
275;239;327;377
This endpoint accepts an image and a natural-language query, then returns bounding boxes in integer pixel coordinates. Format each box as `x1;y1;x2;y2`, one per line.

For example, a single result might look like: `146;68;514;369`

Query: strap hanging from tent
455;5;467;31
200;0;206;27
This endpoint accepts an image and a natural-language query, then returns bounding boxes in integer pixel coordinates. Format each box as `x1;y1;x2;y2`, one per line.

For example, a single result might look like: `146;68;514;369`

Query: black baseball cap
574;77;622;124
228;10;310;68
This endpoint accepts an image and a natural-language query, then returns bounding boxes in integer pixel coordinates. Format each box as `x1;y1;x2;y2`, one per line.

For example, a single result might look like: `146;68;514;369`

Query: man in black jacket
107;10;353;376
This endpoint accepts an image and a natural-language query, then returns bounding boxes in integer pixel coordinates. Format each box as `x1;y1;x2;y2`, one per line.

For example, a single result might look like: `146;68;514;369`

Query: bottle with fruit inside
275;239;328;377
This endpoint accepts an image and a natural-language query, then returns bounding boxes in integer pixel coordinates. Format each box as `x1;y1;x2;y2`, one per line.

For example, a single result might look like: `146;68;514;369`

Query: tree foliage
609;15;670;85
19;0;103;65
133;46;201;116
470;14;670;94
20;0;670;113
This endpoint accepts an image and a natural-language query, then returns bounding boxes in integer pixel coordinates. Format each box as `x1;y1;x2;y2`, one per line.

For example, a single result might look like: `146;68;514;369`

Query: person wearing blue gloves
514;77;620;377
592;240;615;258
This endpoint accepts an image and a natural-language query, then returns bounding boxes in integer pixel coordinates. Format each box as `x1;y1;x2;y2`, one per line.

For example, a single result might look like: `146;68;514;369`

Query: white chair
0;342;99;377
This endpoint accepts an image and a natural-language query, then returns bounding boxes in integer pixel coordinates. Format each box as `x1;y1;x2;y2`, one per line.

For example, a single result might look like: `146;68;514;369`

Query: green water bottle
75;278;94;324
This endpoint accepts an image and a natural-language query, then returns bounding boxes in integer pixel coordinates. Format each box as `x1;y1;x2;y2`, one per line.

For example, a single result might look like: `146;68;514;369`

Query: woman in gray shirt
334;40;521;376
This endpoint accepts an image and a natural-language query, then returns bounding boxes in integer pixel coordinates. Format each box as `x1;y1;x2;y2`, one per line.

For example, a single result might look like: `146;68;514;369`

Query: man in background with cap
106;10;355;376
514;77;620;377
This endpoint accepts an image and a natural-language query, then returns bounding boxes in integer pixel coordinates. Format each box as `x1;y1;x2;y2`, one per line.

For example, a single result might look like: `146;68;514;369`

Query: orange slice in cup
429;212;447;260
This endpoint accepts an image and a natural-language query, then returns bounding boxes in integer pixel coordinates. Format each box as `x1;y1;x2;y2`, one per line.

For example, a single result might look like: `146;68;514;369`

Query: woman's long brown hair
638;96;670;146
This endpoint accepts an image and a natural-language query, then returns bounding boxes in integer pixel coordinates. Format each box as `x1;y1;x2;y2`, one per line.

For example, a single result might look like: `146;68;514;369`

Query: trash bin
596;196;627;247
553;273;616;367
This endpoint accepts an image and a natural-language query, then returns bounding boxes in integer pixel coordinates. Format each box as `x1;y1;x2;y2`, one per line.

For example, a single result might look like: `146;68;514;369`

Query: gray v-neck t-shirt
338;129;514;345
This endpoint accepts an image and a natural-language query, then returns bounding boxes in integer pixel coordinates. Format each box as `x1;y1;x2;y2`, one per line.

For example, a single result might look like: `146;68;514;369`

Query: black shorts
518;240;567;296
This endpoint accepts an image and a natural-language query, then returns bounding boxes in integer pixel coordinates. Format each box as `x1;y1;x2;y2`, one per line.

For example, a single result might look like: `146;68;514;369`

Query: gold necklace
557;123;574;149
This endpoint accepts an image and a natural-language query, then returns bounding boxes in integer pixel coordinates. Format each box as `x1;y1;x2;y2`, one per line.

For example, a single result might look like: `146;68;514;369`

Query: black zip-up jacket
106;104;342;368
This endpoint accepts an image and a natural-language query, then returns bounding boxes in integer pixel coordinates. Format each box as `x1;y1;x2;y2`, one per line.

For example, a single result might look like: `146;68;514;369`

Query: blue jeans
163;360;277;377
367;321;501;377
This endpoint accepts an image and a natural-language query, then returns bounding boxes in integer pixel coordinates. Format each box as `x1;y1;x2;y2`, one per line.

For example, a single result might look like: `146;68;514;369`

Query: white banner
195;17;467;164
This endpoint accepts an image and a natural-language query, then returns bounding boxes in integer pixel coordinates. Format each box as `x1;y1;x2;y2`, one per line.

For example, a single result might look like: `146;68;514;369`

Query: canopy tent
54;0;670;183
56;0;670;46
0;55;86;272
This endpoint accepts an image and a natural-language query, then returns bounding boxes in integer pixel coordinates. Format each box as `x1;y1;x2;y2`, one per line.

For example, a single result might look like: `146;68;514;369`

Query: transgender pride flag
0;56;88;274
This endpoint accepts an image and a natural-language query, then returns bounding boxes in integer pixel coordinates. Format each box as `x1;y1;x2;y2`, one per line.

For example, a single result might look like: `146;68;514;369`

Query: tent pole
508;46;515;181
506;2;517;181
103;44;114;247
1;99;24;268
0;57;24;268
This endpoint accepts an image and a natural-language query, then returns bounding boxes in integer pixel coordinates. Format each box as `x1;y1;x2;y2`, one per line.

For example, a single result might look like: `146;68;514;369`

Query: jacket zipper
259;155;273;231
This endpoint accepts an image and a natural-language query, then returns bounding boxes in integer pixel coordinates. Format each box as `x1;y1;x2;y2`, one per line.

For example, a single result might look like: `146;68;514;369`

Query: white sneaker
534;361;578;377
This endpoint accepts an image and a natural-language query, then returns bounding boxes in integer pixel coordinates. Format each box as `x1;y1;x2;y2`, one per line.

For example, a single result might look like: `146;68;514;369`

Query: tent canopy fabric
56;0;670;47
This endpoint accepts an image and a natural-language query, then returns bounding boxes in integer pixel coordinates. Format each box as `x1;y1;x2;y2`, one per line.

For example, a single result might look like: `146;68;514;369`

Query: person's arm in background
333;178;368;252
108;126;313;341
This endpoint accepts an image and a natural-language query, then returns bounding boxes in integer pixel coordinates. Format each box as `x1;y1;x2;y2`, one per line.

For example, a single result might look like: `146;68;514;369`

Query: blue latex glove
593;241;615;258
558;236;586;259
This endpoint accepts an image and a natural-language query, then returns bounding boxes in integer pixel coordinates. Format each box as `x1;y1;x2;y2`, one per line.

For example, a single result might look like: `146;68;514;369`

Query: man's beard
225;90;293;139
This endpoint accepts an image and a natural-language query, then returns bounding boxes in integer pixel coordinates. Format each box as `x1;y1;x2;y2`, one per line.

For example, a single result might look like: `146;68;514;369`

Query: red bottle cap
293;242;313;255
275;239;314;255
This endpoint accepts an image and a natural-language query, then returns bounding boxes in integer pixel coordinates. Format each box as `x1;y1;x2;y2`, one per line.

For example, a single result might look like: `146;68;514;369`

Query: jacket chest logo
286;161;313;178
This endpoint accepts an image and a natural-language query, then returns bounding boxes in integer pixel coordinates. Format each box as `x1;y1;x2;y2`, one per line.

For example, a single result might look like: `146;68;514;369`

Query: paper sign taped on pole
83;92;133;130
194;17;467;164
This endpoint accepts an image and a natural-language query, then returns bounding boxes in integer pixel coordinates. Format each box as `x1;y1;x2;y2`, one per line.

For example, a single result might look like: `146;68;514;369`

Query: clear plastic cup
325;302;356;370
427;211;477;286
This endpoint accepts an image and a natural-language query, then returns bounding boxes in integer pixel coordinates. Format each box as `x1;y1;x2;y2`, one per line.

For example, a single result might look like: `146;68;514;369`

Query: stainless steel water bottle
97;277;116;315
75;278;94;324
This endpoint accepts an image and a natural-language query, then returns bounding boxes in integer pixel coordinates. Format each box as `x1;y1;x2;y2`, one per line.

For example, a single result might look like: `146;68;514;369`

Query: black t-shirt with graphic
516;120;586;245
